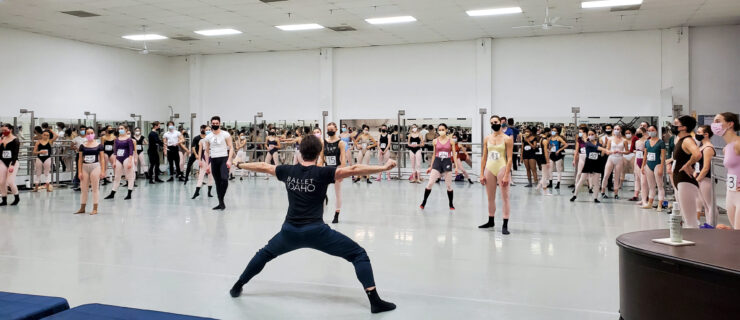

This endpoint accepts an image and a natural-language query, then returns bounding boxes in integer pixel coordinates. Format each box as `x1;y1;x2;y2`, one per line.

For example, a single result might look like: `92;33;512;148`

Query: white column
661;27;689;116
319;48;335;124
474;38;493;145
188;54;204;126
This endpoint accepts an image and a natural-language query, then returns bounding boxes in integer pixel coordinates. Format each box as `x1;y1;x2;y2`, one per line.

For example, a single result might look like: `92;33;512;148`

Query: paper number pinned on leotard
105;145;113;151
580;147;586;154
362;143;367;149
488;151;501;161
380;143;386;149
117;149;125;157
636;152;644;159
326;156;336;166
2;150;10;158
438;151;449;159
728;174;737;190
694;162;700;174
536;148;543;155
136;145;143;151
524;146;531;151
588;152;599;160
647;152;656;162
84;155;95;163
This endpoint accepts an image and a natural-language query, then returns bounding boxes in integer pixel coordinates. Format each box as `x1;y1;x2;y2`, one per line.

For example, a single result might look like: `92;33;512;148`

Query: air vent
610;5;641;12
328;26;357;32
61;10;100;18
171;36;199;41
260;0;288;3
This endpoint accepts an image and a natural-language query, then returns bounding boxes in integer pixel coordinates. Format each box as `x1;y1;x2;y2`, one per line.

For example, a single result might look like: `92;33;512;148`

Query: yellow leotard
486;139;507;176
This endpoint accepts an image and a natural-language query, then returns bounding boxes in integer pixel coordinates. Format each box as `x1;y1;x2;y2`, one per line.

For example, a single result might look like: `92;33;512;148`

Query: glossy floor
0;178;726;319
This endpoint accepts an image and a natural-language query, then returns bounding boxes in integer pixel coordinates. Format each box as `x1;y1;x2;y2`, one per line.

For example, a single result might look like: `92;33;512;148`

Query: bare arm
236;161;276;176
696;147;714;181
226;136;234;166
339;140;346;168
335;160;396;181
480;136;488;177
681;138;702;171
32;142;40;155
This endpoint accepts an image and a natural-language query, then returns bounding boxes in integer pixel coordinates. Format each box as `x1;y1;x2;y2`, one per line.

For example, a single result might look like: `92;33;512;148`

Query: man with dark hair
231;134;397;314
147;121;164;183
204;116;233;210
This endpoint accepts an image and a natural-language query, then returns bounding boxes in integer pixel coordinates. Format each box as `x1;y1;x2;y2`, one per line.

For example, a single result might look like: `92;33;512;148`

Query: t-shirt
206;131;231;158
191;136;202;153
504;127;519;141
163;131;181;147
276;164;337;225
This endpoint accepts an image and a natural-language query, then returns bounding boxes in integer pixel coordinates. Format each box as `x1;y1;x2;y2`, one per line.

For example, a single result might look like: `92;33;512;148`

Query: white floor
0;177;726;319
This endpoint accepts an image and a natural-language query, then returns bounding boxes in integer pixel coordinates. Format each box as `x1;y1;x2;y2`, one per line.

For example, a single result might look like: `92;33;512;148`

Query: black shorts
432;157;453;173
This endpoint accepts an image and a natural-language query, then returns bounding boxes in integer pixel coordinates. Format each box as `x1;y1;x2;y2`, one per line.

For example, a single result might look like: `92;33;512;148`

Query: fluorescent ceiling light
275;23;324;31
466;7;523;16
194;28;242;36
581;0;642;9
365;16;417;25
122;34;167;41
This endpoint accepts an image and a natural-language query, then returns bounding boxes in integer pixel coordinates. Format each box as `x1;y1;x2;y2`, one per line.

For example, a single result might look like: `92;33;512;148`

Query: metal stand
397;109;405;179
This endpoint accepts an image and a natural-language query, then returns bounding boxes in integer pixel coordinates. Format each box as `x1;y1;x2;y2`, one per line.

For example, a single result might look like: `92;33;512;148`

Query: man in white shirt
204;116;234;211
163;121;185;182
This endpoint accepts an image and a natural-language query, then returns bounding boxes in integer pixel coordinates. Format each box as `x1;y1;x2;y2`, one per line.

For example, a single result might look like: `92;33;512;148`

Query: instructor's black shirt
276;164;336;225
148;130;162;153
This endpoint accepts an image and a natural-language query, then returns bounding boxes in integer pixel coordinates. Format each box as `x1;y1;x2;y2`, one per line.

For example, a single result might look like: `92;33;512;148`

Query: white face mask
134;131;141;136
438;130;446;136
648;131;657;138
412;127;417;132
614;129;621;135
588;135;596;141
625;134;632;139
578;132;583;137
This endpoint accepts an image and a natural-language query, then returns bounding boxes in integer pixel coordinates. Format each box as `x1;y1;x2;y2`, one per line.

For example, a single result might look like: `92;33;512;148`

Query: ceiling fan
123;25;163;55
513;0;573;30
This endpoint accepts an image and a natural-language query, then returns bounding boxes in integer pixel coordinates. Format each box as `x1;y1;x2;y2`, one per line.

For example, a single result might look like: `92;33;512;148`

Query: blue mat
0;291;70;320
44;304;217;320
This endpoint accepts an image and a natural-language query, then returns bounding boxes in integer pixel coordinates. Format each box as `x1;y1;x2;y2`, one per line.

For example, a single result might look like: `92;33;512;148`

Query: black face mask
381;129;387;133
269;131;276;136
695;135;705;141
107;129;114;134
636;133;643;138
211;125;219;131
670;125;680;135
200;130;205;135
491;123;501;131
327;130;336;137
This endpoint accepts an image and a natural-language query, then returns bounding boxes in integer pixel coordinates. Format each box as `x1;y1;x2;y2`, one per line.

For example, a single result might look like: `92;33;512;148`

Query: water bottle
669;201;683;243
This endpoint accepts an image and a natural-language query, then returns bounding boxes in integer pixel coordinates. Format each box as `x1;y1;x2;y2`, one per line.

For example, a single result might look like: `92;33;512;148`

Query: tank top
80;144;102;164
135;136;145;154
435;138;452;159
358;135;371;150
379;134;389;150
609;138;625;158
522;140;537;159
549;139;561;154
485;138;507;175
672;136;698;187
723;142;739;191
695;145;714;177
323;139;341;167
582;141;603;174
37;142;52;162
634;139;646;168
391;133;399;151
408;136;421;153
103;139;114;155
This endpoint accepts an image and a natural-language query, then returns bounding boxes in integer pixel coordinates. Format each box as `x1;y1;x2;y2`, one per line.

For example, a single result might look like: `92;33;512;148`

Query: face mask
438;130;446;136
605;130;612;135
578;132;584;138
625;134;632;139
711;122;728;136
636;133;643;138
670;125;680;135
648;131;657;138
86;134;95;141
327;130;336;136
381;129;387;133
119;129;126;135
107;129;114;134
451;138;457;143
211;125;219;131
551;131;557;136
341;128;347;132
200;130;205;135
240;135;245;139
412;128;417;132
613;129;621;135
363;130;368;134
491;123;501;131
205;131;211;135
2;130;9;136
588;135;596;141
134;131;141;135
269;131;276;136
314;133;321;138
169;126;175;131
695;135;705;141
79;130;85;135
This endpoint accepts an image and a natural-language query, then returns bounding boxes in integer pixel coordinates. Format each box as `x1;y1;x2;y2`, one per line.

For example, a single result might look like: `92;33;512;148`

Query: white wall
491;30;663;119
198;50;322;122
0;27;178;121
690;25;740;116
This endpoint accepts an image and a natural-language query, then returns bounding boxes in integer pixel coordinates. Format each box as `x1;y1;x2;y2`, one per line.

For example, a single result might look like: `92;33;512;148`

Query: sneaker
700;223;715;229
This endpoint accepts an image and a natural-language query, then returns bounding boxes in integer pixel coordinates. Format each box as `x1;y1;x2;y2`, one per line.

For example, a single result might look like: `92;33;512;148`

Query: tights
538;162;552;189
696;178;717;226
483;168;510;218
523;159;538;184
80;163;101;205
376;150;391;179
727;191;740;229
552;158;564;182
196;160;214;187
112;158;135;191
34;158;52;185
676;182;700;228
0;162;19;196
574;173;600;200
644;165;665;203
426;169;453;191
601;157;624;195
409;150;422;179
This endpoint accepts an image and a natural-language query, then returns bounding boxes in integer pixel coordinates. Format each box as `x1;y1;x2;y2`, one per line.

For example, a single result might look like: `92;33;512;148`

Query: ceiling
0;0;739;56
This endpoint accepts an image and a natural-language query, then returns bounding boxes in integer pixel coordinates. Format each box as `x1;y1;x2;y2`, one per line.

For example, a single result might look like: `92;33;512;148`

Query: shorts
432;157;453;173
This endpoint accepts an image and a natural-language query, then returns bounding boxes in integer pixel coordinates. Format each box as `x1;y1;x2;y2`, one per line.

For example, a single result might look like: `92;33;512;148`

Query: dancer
264;128;281;167
694;125;717;227
320;122;347;223
478;116;513;234
672;116;702;228
600;125;629;199
0;124;21;206
133;127;147;178
74;128;106;215
712;112;740;229
105;124;136;200
548;127;568;189
419;123;456;210
147;122;164;183
204;116;233;210
192;126;214;199
229;135;397;314
407;124;424;183
452;132;474;184
521;129;539;187
376;124;391;181
163;121;184;182
353;125;377;183
536;131;553;196
101;126;116;185
641;126;667;211
572;126;588;191
571;130;609;203
32;131;54;192
631;127;648;204
184;126;206;184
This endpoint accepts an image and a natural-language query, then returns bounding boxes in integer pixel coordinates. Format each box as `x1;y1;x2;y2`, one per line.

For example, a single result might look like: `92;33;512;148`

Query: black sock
0;196;6;206
105;190;116;199
366;288;396;314
478;216;494;228
192;187;201;199
124;190;132;200
502;219;510;235
447;190;454;209
332;211;340;224
10;194;19;206
208;186;213;197
420;188;431;207
230;281;243;298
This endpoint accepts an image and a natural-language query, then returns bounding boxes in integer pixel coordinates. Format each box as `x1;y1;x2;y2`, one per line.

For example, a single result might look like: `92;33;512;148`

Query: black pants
147;150;161;179
167;146;181;177
211;156;229;205
512;145;518;171
185;155;196;180
236;222;375;289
